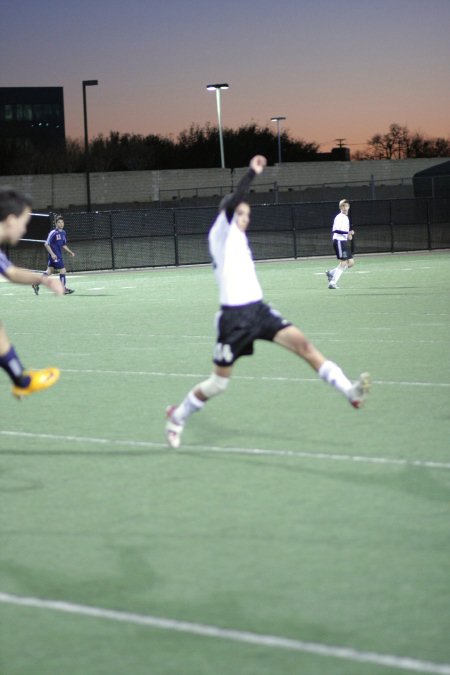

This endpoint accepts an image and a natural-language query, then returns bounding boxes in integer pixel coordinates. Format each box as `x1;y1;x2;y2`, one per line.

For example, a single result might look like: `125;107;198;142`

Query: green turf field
1;251;449;675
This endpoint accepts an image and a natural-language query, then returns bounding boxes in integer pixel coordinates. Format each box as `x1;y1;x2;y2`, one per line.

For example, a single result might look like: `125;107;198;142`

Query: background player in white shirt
166;157;370;448
326;199;355;289
0;188;63;397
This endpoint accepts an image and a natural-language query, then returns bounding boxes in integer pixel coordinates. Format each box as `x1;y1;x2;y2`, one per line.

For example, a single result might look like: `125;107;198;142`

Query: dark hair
0;187;32;221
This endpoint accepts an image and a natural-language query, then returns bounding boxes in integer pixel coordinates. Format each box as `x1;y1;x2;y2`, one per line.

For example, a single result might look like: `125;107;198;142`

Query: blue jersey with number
0;250;12;277
46;228;67;258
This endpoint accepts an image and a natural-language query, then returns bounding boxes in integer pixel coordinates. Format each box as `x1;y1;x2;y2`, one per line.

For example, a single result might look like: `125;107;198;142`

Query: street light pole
270;116;286;164
206;83;229;169
82;79;98;211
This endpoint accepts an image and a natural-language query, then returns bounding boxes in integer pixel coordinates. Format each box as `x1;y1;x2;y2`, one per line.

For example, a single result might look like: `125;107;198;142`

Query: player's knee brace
198;373;229;399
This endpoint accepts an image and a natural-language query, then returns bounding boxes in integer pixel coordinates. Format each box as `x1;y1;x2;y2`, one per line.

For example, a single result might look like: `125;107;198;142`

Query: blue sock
0;347;31;386
60;273;66;287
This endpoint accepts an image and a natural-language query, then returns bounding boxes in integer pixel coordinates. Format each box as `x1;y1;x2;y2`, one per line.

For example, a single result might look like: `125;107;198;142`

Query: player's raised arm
220;155;267;222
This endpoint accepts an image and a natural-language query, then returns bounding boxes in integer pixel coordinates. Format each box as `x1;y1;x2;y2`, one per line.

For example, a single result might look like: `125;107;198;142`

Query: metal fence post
109;212;116;270
389;200;394;252
291;205;298;259
370;174;376;200
173;209;179;267
426;199;432;250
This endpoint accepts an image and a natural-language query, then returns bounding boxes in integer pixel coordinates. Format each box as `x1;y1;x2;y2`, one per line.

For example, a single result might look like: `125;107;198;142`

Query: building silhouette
0;87;65;150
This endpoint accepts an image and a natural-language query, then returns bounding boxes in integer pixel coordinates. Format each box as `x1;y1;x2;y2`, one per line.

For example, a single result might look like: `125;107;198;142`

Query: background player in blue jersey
0;188;63;397
32;214;76;295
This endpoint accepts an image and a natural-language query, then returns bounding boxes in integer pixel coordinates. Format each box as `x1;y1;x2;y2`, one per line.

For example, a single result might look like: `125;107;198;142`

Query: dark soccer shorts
47;256;64;270
213;300;291;367
333;239;352;261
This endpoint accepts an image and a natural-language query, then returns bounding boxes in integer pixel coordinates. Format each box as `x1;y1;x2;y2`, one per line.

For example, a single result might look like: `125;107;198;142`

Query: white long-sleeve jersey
208;210;263;306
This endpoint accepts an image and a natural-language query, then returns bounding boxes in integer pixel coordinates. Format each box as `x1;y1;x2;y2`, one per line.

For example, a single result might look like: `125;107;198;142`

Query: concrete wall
1;158;448;210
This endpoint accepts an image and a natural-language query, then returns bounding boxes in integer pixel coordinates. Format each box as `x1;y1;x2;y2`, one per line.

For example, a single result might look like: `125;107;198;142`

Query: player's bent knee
199;373;230;399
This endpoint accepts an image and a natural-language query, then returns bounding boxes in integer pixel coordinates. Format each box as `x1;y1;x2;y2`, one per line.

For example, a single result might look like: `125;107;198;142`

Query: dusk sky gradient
2;0;450;152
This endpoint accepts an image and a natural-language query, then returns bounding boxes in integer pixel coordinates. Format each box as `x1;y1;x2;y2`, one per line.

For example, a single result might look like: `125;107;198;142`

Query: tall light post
270;116;286;164
206;83;229;169
82;79;98;211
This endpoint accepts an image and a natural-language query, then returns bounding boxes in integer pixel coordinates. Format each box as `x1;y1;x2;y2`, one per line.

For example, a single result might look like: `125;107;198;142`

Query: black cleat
64;288;75;295
32;284;40;295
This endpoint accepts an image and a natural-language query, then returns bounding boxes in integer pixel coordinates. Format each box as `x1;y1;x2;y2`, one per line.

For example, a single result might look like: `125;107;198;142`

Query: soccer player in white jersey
165;157;370;448
326;199;355;289
0;188;62;398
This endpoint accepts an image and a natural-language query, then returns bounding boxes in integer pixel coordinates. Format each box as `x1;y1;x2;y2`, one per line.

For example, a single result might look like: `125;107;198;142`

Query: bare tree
367;123;410;159
408;133;450;158
364;123;450;160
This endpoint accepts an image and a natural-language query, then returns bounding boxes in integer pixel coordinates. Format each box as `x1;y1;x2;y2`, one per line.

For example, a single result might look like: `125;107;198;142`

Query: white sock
172;390;204;424
318;360;352;397
332;266;345;283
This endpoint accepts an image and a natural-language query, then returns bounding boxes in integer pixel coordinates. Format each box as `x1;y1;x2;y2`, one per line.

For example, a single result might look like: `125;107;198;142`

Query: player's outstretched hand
43;276;64;295
250;155;267;175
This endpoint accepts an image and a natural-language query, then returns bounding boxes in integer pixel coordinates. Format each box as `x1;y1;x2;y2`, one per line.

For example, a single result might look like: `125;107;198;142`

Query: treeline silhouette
1;122;449;175
0;124;319;175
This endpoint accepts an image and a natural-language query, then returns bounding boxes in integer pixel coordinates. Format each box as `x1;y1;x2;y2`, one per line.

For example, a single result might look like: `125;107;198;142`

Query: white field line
0;593;449;674
1;431;449;470
59;368;450;388
314;270;371;275
9;330;449;345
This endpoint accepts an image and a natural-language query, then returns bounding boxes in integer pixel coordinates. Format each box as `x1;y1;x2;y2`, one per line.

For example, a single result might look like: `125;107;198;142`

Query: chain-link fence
5;197;450;272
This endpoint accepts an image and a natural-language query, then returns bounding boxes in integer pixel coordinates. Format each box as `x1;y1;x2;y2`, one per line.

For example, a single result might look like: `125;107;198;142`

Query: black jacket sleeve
219;168;257;222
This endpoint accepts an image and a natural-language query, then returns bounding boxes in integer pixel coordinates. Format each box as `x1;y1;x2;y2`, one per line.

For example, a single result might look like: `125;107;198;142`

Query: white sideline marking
59;368;450;389
0;593;449;674
11;330;448;345
1;431;449;470
85;287;106;291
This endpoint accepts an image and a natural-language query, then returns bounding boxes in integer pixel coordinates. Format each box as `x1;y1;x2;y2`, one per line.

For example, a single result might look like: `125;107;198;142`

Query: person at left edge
32;214;76;295
0;187;63;398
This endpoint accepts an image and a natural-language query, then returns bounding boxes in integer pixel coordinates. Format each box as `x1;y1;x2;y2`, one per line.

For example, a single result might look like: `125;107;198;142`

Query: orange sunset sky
1;0;449;152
